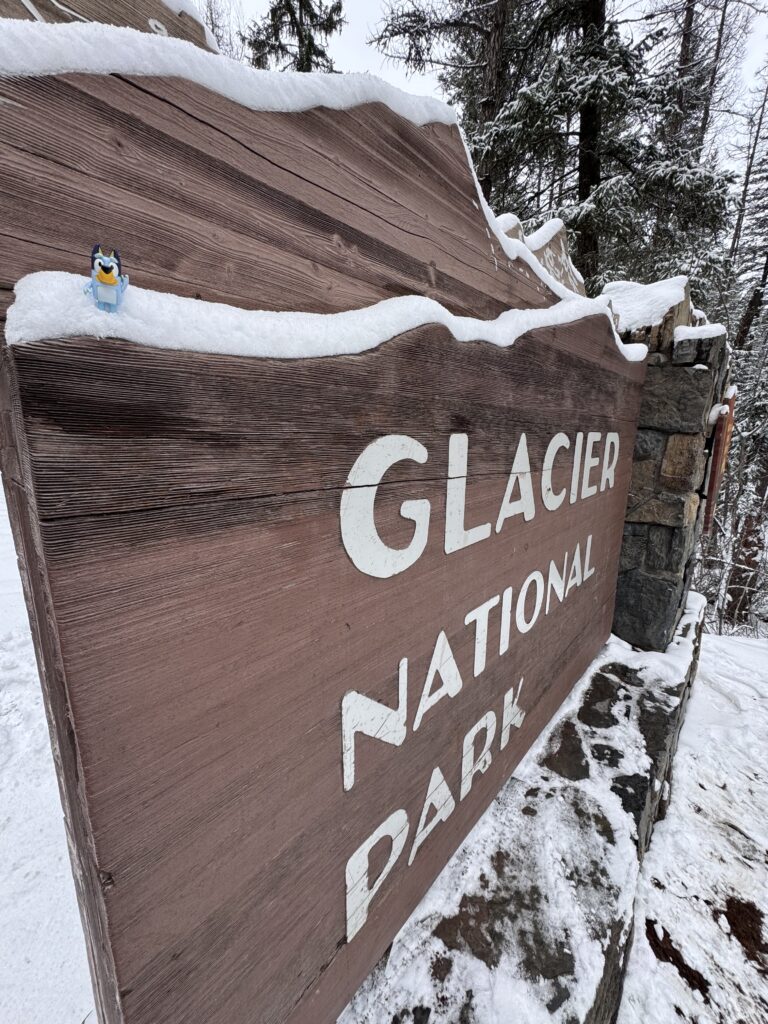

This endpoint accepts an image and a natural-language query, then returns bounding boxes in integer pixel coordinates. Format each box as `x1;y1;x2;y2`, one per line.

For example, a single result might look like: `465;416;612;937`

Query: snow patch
708;403;729;425
0;20;453;126
495;212;522;234
674;323;726;341
618;633;768;1024
7;271;648;362
602;276;688;334
525;217;565;251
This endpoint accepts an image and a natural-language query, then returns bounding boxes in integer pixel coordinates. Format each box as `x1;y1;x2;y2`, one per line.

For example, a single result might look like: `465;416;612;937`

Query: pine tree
373;0;733;294
244;0;344;73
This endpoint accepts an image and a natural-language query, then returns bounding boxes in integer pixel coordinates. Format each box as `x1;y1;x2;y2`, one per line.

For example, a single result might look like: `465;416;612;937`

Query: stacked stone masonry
611;282;731;650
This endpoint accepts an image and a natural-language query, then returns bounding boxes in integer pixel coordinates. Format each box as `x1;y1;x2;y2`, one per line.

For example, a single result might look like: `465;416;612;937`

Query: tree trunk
674;0;696;131
726;449;768;623
477;0;510;200
575;0;605;287
697;0;728;151
734;251;768;349
730;79;768;261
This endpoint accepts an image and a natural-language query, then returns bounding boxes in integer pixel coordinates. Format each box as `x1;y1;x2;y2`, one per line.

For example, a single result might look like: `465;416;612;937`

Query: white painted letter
413;630;464;731
500;678;526;749
445;434;491;553
342;659;408;791
566;543;583;595
499;586;513;656
600;433;620;491
546;552;569;614
542;432;570;511
581;431;602;499
569;432;584;504
516;571;545;633
584;534;596;580
460;712;497;800
340;435;430;579
464;594;500;677
496;433;535;531
408;767;456;865
346;809;409;941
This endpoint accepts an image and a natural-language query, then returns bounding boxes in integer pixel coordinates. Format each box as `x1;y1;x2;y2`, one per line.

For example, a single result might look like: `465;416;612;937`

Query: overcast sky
238;0;441;95
238;0;766;98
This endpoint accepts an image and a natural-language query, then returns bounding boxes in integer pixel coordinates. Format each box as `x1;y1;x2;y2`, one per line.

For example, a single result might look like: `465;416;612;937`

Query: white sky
238;0;442;95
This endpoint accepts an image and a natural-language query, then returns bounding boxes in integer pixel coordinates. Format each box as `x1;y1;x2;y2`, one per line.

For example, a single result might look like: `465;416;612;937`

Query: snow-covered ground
0;484;765;1023
0;490;94;1024
618;634;768;1023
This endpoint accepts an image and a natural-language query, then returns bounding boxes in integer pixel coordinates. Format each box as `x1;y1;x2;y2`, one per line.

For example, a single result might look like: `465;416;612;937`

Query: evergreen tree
372;0;736;295
244;0;344;72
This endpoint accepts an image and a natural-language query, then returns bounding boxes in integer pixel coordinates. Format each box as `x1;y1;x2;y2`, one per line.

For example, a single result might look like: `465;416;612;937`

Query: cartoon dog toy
84;245;129;312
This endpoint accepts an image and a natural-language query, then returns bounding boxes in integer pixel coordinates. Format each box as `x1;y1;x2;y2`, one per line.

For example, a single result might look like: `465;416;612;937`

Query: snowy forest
201;0;768;636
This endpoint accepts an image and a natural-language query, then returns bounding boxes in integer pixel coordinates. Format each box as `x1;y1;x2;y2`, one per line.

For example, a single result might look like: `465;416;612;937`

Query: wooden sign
702;390;736;537
0;0;215;51
0;56;646;1024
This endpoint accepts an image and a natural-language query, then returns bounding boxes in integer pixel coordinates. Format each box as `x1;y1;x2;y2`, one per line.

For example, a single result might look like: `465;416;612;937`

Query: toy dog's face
91;246;121;286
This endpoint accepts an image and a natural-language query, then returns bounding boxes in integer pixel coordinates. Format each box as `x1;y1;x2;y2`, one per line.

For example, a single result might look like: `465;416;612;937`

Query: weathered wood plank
11;318;637;522
0;73;554;318
0;0;213;51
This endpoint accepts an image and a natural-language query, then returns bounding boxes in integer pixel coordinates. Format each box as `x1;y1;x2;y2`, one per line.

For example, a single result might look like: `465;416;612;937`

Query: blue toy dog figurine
84;245;129;312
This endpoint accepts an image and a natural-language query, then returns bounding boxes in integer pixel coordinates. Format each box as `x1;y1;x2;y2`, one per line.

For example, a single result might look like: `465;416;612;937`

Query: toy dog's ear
112;249;122;275
91;244;103;267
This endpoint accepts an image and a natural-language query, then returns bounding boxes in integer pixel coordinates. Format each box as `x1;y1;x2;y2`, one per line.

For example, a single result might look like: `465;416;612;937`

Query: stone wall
612;287;730;650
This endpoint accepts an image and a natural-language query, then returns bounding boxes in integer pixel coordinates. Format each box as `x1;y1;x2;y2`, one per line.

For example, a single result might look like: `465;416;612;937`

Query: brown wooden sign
702;391;736;537
0;0;214;51
0;61;645;1024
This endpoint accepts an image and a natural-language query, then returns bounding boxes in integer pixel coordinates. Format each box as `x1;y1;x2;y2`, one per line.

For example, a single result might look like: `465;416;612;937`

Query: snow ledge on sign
6;273;648;362
0;20;453;127
601;276;689;334
524;217;565;251
674;323;726;341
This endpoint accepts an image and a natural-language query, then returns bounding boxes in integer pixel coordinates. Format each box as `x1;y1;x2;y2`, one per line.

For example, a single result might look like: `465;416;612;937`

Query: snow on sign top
158;0;220;52
7;272;648;362
0;19;454;127
601;276;689;334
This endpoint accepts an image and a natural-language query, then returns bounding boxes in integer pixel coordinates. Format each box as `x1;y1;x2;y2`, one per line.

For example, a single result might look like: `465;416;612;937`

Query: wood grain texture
0;73;553;325
2;316;645;1024
0;0;212;50
0;60;644;1024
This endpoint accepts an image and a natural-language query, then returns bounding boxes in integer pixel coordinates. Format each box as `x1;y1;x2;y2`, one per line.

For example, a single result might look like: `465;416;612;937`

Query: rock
619;523;647;572
578;673;620;729
639;366;715;433
646;522;696;577
612;570;685;651
625;491;699;528
542;721;590;780
697;332;726;366
671;336;699;364
659;433;706;493
634;429;666;461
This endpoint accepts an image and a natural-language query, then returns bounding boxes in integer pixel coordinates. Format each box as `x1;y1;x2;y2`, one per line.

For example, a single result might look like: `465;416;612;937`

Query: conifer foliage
244;0;344;72
373;0;741;296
